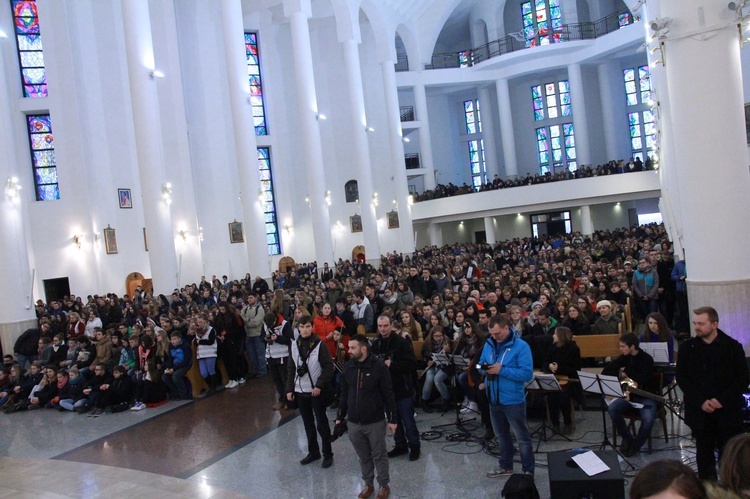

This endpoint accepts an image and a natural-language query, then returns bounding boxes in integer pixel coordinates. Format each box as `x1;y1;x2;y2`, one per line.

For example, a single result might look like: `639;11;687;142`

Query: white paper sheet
572;451;611;476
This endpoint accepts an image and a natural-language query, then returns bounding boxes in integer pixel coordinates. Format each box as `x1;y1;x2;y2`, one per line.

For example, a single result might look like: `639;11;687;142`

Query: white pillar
655;0;750;350
580;205;593;236
495;78;518;178
380;61;415;254
283;0;334;267
121;1;179;294
478;85;499;180
567;63;591;167
341;39;380;261
413;83;436;189
219;0;271;278
428;222;443;248
484;217;497;245
598;62;621;162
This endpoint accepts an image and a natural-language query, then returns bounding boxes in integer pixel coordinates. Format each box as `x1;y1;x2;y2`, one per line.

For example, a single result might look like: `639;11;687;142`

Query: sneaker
89;408;104;417
386;446;408;458
131;402;146;411
238;377;246;385
487;469;514;478
225;380;238;389
375;485;390;499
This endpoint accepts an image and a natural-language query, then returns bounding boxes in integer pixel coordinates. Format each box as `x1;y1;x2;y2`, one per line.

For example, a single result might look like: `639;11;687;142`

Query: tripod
526;374;572;452
431;355;477;435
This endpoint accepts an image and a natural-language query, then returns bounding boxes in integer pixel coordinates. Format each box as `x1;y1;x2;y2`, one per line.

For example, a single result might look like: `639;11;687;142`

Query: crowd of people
412;156;655;202
3;221;748;498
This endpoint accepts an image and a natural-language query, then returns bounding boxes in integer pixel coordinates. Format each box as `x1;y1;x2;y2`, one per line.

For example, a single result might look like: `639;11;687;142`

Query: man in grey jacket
241;292;266;377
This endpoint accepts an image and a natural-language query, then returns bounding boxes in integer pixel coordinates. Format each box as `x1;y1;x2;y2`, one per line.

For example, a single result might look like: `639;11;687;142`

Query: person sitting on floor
90;365;134;416
59;366;89;412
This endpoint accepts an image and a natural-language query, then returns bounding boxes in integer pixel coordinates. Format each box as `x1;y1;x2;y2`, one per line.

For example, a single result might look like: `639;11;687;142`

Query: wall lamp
6;176;21;200
365;126;375;132
178;229;187;242
316;113;327;121
325;190;332;206
0;30;7;39
149;69;165;79
649;18;672;39
372;192;379;206
73;234;83;249
162;183;172;205
284;224;293;234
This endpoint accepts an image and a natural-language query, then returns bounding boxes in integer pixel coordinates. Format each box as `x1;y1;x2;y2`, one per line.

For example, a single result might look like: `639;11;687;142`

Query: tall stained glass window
536;123;576;174
26;114;58;200
257;147;280;255
627;111;656;161
623;65;652;106
468;140;486;189
11;0;47;98
522;0;563;47
463;99;482;134
245;32;267;136
531;81;570;121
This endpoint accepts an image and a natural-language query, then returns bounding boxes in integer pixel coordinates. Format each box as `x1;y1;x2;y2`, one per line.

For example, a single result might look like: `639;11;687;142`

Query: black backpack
501;473;540;499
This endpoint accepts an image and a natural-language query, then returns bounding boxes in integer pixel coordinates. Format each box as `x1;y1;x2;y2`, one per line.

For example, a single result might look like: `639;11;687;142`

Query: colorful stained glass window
11;0;46;98
619;12;632;28
623;65;651;106
536;123;576;174
257;147;280;255
468;140;486;189
532;80;570;121
628;111;656;160
26;113;58;200
522;0;563;47
463;99;481;134
458;51;474;68
245;33;267;136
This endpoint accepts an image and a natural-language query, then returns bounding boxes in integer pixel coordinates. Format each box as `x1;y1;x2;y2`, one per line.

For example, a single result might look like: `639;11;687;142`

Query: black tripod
431;355;477;436
593;376;636;471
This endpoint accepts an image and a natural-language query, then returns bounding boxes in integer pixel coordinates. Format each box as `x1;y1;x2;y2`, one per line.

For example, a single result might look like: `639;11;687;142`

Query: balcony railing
426;8;636;70
405;153;421;169
400;106;415;122
395;55;409;72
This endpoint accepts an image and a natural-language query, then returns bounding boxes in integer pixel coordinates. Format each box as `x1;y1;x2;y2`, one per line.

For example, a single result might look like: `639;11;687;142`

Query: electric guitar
621;376;680;407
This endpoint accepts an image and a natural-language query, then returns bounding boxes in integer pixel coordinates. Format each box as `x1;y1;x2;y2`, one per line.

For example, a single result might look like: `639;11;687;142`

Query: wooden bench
573;334;621;359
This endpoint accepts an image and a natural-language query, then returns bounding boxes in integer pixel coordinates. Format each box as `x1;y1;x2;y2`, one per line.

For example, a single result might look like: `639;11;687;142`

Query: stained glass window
257;147;280;255
521;0;563;48
628;111;656;160
11;0;46;98
468;140;486;189
531;80;570;121
26;114;58;200
618;12;632;28
463;99;481;134
245;32;267;136
458;51;474;68
623;65;651;106
536;123;576;174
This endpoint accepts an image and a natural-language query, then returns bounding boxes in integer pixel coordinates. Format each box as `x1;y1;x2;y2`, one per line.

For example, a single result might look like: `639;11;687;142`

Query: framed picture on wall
387;210;400;229
228;220;244;243
350;214;362;233
103;226;118;254
118;188;132;209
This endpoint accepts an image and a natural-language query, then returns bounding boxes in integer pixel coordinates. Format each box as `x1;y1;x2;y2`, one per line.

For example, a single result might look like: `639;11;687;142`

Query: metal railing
405;153;421;169
426;8;635;70
395;55;409;72
400;106;415;122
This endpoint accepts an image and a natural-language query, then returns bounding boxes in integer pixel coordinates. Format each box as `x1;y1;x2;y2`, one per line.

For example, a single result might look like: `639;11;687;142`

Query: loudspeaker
547;450;624;499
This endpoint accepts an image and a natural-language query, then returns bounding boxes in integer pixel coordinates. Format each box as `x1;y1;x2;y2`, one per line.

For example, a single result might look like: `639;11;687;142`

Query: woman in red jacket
313;302;344;358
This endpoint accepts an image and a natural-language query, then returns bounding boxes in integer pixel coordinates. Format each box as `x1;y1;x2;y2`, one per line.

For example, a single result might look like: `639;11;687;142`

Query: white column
580;205;593;236
568;63;591;167
413;83;436;190
495;78;518;178
219;0;271;278
598;62;621;162
428;222;443;248
121;1;179;294
484;217;496;245
478;85;499;180
655;0;750;349
380;61;415;254
283;0;334;266
341;39;380;261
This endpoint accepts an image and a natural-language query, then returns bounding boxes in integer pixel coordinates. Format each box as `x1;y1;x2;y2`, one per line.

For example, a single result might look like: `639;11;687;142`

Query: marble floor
0;377;698;498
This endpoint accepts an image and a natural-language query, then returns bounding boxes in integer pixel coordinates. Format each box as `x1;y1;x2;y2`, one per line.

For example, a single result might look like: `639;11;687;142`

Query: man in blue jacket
479;315;534;477
162;331;193;400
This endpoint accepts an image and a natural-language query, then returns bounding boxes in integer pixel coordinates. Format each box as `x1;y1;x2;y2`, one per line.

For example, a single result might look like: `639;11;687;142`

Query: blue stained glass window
619;12;631;28
12;0;47;98
523;0;563;46
245;33;268;136
467;139;486;188
257;147;280;255
536;122;575;173
532;80;570;121
463;98;482;135
26;113;58;200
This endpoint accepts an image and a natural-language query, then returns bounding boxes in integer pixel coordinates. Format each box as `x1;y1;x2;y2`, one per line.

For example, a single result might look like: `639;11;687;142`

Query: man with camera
335;334;398;499
370;314;420;461
286;314;335;468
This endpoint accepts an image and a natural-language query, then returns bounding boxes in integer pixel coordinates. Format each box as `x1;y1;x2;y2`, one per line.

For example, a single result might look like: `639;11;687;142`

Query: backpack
501;473;540;499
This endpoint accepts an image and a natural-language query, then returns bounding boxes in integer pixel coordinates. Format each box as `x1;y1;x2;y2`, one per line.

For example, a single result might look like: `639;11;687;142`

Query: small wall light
73;234;83;249
162;183;172;205
5;176;21;200
149;69;165;79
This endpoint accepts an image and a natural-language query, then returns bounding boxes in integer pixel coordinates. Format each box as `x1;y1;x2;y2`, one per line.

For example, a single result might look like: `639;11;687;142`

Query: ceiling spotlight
162;183;172;204
729;1;746;11
149;69;165;79
365;126;375;132
403;137;410;143
649;17;672;39
316;113;326;121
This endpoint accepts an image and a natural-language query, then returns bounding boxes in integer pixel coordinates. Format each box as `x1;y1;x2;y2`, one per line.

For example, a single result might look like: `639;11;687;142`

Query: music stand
431;354;477;433
526;374;570;451
578;371;635;470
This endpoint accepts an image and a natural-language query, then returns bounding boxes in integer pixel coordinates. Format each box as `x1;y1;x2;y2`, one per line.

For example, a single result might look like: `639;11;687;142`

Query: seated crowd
412;156;655;202
3;223;681;424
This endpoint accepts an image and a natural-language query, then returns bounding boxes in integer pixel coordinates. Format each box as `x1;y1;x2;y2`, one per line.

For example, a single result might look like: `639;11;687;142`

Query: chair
612;373;669;454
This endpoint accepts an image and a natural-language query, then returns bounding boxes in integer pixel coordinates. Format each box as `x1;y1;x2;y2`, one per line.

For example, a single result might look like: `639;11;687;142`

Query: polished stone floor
0;377;698;498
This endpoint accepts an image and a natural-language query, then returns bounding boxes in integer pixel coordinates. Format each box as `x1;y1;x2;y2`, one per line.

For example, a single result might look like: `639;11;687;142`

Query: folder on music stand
526;373;562;392
431;353;450;366
640;342;669;363
451;355;471;369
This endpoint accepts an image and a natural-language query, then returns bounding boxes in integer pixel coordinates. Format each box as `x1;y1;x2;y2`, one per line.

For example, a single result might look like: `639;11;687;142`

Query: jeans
608;396;658;451
268;360;288;403
457;371;475;402
59;398;88;411
162;365;191;399
489;401;535;474
297;393;332;458
394;397;420;450
198;357;216;378
16;354;37;372
246;336;267;376
421;366;449;401
349;421;390;488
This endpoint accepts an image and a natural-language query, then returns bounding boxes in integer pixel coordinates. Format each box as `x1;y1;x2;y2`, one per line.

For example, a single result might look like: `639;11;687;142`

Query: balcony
400;106;415;122
405;153;421;169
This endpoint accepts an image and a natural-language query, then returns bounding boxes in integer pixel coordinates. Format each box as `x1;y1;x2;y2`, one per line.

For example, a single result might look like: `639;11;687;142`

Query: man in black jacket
370;315;420;461
676;306;749;480
336;335;397;499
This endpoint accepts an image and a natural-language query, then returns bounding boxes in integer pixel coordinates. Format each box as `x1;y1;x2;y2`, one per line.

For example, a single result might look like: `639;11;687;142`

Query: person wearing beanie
594;300;621;335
